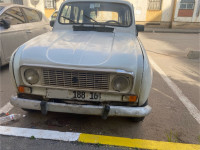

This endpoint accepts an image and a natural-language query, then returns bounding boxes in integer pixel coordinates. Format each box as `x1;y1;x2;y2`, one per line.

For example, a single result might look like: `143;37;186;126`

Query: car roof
0;3;42;12
66;0;131;2
0;3;12;7
65;0;132;6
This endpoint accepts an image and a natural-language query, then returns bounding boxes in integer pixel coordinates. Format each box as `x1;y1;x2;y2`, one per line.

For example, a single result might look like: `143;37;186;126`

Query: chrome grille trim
42;68;109;90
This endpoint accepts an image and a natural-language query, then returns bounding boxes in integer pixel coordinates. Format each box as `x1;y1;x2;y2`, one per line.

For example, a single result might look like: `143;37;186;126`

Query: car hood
18;31;143;72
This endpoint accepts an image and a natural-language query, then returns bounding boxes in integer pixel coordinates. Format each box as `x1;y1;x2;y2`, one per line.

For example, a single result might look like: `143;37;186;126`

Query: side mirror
0;19;10;29
136;25;144;36
50;20;55;27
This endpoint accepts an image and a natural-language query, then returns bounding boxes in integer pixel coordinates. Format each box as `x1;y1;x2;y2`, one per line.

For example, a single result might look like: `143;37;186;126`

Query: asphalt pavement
0;135;139;150
0;32;199;149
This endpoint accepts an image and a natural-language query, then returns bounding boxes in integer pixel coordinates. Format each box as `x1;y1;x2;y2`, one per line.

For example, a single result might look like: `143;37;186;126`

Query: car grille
42;68;109;90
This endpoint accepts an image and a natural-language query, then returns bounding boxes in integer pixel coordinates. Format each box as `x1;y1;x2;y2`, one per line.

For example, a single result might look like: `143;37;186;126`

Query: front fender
9;49;18;91
138;39;153;106
9;46;25;91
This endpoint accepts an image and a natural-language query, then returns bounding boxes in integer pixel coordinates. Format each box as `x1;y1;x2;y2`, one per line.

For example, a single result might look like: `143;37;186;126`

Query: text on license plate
73;91;101;100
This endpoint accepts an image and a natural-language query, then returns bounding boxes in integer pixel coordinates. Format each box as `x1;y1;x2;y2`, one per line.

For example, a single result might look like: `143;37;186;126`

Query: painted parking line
149;57;200;124
0;102;14;114
0;126;80;141
79;133;200;150
0;126;199;150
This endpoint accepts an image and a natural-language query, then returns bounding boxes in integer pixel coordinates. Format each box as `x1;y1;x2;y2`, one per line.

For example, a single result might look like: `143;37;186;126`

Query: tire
130;99;148;122
130;117;145;122
22;108;38;112
0;57;2;67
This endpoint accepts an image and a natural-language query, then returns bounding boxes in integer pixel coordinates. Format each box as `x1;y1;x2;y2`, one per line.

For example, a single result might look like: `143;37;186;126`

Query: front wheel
130;117;145;122
22;108;38;113
0;57;2;67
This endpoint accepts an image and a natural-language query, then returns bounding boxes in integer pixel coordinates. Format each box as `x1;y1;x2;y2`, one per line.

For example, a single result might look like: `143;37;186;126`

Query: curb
144;28;200;33
0;126;200;150
187;51;200;59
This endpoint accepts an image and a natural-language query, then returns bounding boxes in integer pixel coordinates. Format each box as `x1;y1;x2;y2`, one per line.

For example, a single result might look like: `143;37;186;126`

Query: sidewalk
144;28;200;33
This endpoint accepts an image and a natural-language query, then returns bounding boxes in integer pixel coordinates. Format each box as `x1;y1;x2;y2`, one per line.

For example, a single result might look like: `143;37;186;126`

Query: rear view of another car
0;4;51;67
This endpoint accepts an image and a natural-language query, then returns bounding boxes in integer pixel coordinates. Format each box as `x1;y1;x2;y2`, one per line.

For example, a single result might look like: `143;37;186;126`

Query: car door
21;8;49;40
0;7;28;63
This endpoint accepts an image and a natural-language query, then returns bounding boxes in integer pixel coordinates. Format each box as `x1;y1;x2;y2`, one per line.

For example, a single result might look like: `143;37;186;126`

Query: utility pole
170;0;177;28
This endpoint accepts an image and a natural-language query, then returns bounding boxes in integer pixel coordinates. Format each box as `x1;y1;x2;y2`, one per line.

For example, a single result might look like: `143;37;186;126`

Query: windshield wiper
60;16;75;23
83;14;102;25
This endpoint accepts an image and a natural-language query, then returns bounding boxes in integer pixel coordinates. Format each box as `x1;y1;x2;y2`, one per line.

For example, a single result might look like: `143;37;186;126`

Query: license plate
72;91;101;100
46;89;101;101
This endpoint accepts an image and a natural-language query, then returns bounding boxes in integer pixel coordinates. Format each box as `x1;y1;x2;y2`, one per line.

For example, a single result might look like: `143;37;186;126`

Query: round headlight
24;69;39;85
112;76;129;92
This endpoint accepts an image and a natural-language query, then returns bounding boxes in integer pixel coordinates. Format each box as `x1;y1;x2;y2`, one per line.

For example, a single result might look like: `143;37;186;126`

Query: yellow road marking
79;134;200;150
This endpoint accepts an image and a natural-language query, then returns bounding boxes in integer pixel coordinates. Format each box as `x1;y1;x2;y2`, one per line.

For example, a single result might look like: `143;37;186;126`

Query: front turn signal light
123;95;137;102
18;86;31;94
129;95;137;102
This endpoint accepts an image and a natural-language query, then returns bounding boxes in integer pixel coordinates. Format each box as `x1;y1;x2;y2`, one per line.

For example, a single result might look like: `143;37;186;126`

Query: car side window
0;7;26;25
22;8;41;23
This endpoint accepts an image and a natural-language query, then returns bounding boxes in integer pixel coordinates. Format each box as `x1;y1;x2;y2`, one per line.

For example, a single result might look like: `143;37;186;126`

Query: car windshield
59;2;132;27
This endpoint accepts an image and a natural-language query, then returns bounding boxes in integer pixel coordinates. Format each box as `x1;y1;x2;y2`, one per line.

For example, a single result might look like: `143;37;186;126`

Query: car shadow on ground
17;110;143;137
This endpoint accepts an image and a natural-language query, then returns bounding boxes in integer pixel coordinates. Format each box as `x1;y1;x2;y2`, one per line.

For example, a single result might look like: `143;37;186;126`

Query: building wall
146;10;162;22
129;0;174;24
56;0;64;10
145;0;174;22
174;0;200;22
131;0;148;22
44;0;64;19
1;0;12;3
173;0;200;28
44;8;55;18
22;0;45;14
161;0;174;22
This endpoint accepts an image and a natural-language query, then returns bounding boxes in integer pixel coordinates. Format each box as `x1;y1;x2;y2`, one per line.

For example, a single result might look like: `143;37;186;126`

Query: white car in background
49;10;58;21
10;0;152;122
0;3;51;66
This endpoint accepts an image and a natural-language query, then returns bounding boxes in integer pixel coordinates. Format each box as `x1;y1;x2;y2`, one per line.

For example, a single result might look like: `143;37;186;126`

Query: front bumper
10;96;151;117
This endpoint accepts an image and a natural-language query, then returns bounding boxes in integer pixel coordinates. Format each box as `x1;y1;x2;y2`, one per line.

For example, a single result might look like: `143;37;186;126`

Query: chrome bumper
10;96;151;117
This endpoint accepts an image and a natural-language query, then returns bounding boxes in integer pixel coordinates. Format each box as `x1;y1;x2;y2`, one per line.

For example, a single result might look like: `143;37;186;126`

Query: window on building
45;0;56;9
180;0;195;9
178;0;195;17
148;0;162;10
